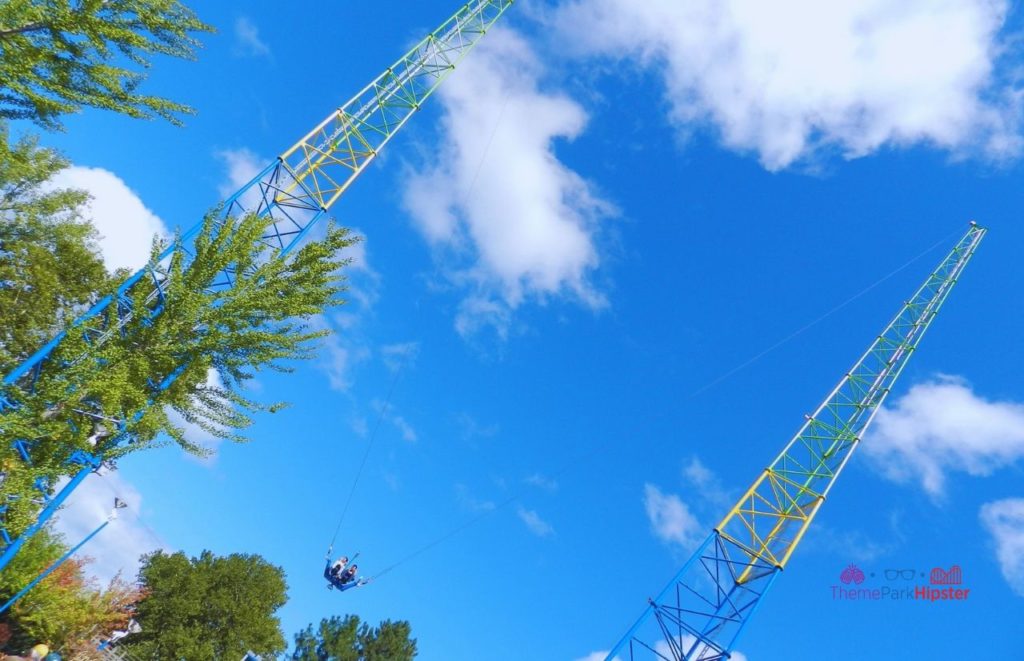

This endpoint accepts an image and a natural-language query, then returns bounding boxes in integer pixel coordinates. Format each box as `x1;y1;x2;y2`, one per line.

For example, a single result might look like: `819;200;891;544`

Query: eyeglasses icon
884;569;916;581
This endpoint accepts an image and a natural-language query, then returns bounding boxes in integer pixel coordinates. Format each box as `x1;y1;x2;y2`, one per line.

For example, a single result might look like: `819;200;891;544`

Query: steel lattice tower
0;0;515;575
607;223;986;661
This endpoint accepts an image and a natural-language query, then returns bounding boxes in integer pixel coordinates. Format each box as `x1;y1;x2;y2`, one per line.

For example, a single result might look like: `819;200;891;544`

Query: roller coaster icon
929;565;963;585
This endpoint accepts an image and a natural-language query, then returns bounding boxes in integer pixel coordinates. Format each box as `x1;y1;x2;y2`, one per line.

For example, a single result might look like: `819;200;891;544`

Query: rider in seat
325;553;369;591
329;556;348;578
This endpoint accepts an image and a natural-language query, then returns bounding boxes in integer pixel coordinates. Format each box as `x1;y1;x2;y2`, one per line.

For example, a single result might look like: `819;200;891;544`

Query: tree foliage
0;123;109;374
123;550;288;659
0;124;359;534
0;527;144;656
292;615;417;661
0;0;212;129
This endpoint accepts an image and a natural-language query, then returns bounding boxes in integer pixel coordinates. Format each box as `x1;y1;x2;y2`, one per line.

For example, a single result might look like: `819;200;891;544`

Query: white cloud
380;342;419;372
575;653;619;661
980;498;1024;596
53;470;164;585
215;147;268;214
312;312;370;392
233;17;271;58
553;0;1022;169
682;456;731;509
350;415;369;438
683;456;715;488
306;239;378;391
371;398;417;443
47;166;169;272
805;522;895;563
525;473;558;492
453;295;514;342
455;484;496;513
655;636;747;661
516;505;555;537
643;483;703;549
390;414;417;443
333;229;379;317
456;413;499;444
404;27;614;338
864;376;1024;496
382;471;401;492
216;148;264;197
310;314;353;390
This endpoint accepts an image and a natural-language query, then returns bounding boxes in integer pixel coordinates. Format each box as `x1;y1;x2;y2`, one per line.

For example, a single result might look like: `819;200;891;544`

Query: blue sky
17;0;1024;659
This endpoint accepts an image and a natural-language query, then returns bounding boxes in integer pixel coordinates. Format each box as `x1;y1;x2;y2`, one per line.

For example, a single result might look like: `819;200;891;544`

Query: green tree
0;527;144;656
0;122;359;533
292;616;417;661
123;550;288;659
0;0;212;129
0;122;109;374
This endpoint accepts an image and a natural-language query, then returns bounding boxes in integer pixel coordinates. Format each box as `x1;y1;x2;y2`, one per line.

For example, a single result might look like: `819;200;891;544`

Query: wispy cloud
516;505;555;537
640;457;732;553
308;240;377;392
864;376;1024;496
583;627;747;660
234;16;271;58
575;653;619;661
349;415;369;438
382;471;401;492
456;413;499;443
804;521;899;564
455;484;496;513
682;456;731;510
643;483;703;550
525;473;558;492
390;414;417;443
552;0;1022;169
215;147;265;208
309;313;370;392
656;636;748;661
371;398;417;442
380;342;419;372
404;27;614;340
980;498;1024;596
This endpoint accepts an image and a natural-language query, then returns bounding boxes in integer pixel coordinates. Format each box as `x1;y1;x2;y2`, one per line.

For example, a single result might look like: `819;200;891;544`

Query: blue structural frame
0;512;112;614
608;533;780;661
0;161;329;574
604;224;986;661
0;0;516;601
0;451;100;574
0;173;328;584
